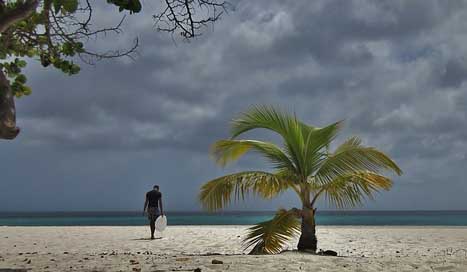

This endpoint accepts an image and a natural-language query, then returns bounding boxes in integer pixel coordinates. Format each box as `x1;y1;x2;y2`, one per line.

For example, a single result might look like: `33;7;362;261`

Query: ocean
1;211;467;226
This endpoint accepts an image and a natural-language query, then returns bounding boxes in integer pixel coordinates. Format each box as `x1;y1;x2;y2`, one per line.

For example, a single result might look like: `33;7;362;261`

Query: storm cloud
1;0;466;211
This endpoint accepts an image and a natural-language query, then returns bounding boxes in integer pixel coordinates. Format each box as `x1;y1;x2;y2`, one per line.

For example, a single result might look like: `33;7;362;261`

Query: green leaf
15;74;27;84
320;171;393;208
62;0;79;13
53;0;64;14
199;171;292;211
17;60;27;68
211;139;295;171
244;208;301;254
22;85;32;96
315;136;402;186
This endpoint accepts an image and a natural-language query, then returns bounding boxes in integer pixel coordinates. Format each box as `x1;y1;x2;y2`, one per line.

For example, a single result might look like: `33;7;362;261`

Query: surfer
143;185;164;239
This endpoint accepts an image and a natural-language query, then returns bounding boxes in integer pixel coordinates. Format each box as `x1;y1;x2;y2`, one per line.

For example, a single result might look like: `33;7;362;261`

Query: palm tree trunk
0;69;20;140
297;206;317;252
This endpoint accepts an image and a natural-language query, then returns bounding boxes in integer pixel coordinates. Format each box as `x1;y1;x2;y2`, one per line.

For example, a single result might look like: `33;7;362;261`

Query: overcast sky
1;0;467;211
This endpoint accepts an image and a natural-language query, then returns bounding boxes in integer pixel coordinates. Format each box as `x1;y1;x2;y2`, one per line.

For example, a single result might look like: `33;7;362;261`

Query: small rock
212;259;223;264
396;251;400;253
317;249;338;256
323;250;338;256
132;268;141;272
194;268;202;272
63;251;69;254
26;259;31;264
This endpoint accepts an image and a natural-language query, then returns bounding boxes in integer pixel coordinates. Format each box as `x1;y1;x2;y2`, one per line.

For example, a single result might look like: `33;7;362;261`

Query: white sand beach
1;226;467;271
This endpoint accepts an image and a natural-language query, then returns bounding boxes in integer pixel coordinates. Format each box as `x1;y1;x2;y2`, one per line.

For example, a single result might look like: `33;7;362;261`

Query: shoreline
3;224;467;228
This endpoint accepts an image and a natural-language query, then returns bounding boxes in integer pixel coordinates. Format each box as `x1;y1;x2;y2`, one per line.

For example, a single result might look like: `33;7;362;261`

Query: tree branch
0;0;39;33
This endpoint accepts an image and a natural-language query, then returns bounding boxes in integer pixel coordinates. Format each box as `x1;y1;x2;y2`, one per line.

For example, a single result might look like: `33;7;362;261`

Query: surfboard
155;215;167;232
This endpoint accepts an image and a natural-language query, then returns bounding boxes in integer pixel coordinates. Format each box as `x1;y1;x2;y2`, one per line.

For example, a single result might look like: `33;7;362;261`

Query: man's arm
159;195;164;216
143;194;148;216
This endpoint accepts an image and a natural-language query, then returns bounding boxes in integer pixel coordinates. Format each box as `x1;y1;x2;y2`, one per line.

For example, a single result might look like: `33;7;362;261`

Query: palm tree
199;106;402;254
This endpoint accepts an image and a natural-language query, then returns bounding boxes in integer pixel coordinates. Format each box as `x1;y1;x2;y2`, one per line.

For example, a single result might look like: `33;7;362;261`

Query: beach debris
316;249;338;256
176;257;190;262
130;259;139;265
194;268;202;272
26;259;31;264
132;268;141;272
211;259;223;264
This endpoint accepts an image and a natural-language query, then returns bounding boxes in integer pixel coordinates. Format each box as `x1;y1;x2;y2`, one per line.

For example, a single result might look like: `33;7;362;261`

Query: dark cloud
1;0;467;211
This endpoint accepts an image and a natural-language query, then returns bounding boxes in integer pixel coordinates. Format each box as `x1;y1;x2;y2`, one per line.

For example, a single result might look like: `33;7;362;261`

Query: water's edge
1;211;467;226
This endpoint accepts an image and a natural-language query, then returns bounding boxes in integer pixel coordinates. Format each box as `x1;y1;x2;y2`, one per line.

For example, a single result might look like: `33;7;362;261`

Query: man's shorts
147;206;160;221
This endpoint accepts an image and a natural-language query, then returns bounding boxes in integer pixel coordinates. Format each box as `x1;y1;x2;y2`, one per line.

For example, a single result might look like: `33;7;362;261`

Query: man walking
143;185;164;239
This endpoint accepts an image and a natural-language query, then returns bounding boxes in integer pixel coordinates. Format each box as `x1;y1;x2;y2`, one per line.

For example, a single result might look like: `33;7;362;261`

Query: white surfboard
155;215;167;232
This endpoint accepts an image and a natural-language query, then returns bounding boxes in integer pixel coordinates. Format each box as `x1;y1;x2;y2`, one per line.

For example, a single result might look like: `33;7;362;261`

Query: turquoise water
1;211;467;226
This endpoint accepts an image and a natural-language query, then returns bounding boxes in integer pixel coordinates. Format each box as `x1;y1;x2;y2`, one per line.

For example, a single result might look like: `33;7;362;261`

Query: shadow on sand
132;237;163;241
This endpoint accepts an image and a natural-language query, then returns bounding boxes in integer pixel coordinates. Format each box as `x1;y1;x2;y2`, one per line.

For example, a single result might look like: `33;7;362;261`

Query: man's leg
150;219;156;239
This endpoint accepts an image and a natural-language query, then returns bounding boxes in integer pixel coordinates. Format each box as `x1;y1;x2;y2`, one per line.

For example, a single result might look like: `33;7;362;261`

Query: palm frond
230;105;304;139
321;171;393;208
244;208;301;254
315;136;402;185
301;121;343;177
211;139;296;171
199;171;292;211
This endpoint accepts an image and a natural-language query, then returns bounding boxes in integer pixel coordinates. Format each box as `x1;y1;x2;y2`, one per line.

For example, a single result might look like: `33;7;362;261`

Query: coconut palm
199;106;402;254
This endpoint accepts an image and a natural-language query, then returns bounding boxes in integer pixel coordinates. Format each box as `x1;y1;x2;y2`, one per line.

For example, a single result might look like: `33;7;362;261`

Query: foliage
0;0;227;140
0;0;137;97
199;105;402;254
244;208;301;255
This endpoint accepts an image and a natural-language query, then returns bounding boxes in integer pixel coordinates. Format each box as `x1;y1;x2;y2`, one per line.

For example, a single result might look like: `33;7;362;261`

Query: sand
1;226;467;271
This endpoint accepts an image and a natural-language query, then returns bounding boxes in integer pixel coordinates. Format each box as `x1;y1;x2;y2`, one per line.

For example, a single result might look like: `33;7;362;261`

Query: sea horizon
2;210;467;226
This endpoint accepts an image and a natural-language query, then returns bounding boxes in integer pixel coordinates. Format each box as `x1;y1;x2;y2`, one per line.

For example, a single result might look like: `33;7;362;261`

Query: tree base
297;235;317;253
